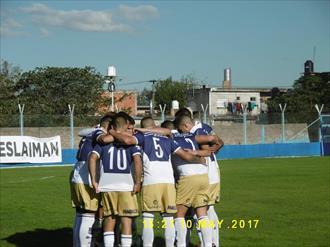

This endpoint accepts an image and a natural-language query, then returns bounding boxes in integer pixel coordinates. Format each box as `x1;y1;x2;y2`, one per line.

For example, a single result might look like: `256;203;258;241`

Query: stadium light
105;65;117;111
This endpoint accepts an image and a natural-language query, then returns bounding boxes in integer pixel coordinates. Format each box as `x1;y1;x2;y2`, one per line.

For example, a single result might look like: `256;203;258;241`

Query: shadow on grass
2;228;72;247
2;229;196;247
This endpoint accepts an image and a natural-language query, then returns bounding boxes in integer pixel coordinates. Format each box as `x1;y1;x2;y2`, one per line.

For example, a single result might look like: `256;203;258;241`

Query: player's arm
96;133;115;145
184;148;212;157
208;136;224;153
175;148;206;164
108;129;137;145
132;154;143;194
134;127;172;137
88;152;100;193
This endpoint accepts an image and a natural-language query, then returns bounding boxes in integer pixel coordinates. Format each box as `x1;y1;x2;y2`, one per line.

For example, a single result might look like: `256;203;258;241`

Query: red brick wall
99;90;137;115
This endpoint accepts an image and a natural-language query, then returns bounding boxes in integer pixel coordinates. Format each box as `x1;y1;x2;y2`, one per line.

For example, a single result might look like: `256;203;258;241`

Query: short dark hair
175;107;192;118
175;115;193;129
112;115;128;130
161;120;175;130
140;116;155;128
117;111;135;125
99;115;114;128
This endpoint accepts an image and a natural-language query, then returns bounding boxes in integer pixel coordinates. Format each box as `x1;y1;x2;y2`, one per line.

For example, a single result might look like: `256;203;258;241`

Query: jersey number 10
106;146;128;172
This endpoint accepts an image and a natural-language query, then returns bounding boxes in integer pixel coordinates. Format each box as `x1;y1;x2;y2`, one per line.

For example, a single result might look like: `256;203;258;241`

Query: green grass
0;157;329;247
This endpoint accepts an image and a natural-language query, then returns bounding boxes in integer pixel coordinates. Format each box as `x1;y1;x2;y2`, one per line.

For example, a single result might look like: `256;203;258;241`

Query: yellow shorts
142;183;177;214
208;183;220;205
176;174;209;208
102;191;139;217
70;182;100;212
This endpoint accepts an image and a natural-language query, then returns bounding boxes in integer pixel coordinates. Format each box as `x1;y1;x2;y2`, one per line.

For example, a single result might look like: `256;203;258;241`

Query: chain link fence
0;110;325;148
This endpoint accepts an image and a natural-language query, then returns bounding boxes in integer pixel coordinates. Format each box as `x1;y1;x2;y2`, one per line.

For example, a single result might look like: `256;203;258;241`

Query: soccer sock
174;217;186;247
121;234;132;247
73;213;82;247
162;215;175;247
78;213;94;247
142;212;154;247
208;205;219;246
103;231;115;247
198;216;213;247
194;214;204;247
185;214;194;246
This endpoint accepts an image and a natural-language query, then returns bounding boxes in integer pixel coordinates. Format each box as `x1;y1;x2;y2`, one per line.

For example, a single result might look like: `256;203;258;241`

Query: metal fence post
242;104;248;144
159;104;166;123
68;104;75;149
315;104;324;156
261;125;265;144
279;103;287;143
201;104;208;124
18;104;25;136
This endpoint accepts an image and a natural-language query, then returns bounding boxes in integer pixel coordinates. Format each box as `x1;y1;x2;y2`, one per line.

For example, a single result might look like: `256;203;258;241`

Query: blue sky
1;0;329;90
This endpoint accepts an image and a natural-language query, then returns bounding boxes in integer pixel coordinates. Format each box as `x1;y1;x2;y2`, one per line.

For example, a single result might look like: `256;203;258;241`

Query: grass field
0;157;329;247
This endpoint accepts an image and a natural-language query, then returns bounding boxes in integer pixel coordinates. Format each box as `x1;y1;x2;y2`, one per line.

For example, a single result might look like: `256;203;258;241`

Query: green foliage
267;75;330;114
14;66;104;115
0;60;22;115
154;77;192;111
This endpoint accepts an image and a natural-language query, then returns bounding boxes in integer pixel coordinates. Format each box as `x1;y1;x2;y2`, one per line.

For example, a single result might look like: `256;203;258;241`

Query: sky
1;0;329;91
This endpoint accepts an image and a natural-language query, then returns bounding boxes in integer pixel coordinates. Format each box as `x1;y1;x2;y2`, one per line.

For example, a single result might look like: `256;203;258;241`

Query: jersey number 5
152;137;164;158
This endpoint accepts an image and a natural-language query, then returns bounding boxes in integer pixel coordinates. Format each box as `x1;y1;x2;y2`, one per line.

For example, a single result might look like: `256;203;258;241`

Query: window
236;96;240;100
250;97;256;101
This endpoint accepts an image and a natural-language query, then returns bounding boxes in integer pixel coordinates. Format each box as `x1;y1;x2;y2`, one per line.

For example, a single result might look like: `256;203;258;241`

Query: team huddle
70;108;224;247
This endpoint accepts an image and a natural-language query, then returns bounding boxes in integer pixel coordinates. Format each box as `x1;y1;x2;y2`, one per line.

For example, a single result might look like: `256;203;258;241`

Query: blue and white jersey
72;135;94;185
172;132;208;176
190;123;220;184
91;127;106;147
92;143;141;192
134;132;181;185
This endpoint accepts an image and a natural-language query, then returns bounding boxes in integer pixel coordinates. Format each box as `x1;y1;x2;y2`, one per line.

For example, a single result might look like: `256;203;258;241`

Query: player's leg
102;192;118;247
142;212;155;247
162;213;176;247
121;216;133;247
195;206;212;247
103;215;116;247
162;183;177;247
73;211;81;247
208;205;219;246
175;205;189;247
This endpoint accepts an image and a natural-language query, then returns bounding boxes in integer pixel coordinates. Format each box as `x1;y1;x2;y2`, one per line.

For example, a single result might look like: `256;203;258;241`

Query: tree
154;77;191;111
267;74;330;114
13;66;104;115
266;74;330;141
0;60;22;116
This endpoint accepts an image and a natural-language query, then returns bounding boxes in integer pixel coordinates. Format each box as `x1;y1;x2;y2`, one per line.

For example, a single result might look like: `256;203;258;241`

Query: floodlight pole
242;104;248;144
68;104;75;149
18;104;25;136
279;103;287;143
201;104;208;123
315;104;324;155
159;104;166;123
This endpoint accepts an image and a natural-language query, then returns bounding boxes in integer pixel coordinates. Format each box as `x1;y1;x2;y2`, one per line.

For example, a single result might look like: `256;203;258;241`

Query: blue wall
216;142;321;160
0;142;323;168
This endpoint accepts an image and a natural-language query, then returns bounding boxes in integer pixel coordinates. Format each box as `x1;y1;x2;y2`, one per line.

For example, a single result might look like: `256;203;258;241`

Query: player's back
71;134;93;185
134;132;179;185
93;142;141;192
172;132;208;176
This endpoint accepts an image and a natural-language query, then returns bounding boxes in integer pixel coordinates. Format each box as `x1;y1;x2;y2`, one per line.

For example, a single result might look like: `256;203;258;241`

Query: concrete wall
0;122;309;148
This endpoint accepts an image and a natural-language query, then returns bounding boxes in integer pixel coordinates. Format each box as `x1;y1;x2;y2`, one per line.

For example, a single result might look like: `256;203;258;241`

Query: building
187;86;290;116
99;90;138;115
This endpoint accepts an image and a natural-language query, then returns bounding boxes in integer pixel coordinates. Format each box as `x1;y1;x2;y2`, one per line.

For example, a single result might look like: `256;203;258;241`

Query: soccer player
70;131;101;247
89;115;143;247
109;116;206;247
172;114;220;247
